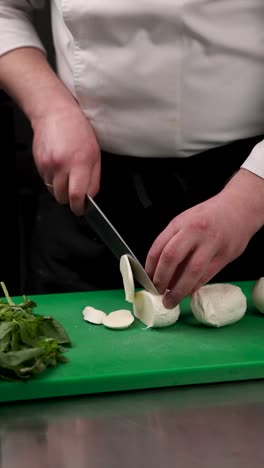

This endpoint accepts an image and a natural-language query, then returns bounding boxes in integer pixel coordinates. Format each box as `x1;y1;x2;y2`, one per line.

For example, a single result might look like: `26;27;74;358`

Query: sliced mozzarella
190;283;247;327
103;309;135;329
120;255;135;303
133;290;180;328
82;306;107;325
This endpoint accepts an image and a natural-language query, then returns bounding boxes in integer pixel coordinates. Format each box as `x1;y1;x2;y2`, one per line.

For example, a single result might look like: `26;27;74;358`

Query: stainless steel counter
1;380;264;468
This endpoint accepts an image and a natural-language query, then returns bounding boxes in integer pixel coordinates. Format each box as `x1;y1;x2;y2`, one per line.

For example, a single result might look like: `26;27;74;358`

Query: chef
0;1;263;307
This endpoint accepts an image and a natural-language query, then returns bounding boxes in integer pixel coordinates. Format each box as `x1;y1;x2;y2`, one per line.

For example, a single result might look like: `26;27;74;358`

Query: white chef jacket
0;1;263;178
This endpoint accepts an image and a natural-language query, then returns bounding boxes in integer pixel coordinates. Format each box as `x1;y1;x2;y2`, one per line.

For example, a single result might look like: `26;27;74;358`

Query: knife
84;195;159;295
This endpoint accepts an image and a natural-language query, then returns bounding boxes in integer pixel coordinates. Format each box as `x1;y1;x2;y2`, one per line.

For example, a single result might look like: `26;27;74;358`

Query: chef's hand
32;105;101;216
145;169;264;308
0;47;101;216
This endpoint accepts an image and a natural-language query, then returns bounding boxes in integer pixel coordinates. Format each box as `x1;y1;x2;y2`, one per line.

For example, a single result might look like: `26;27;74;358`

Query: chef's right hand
32;105;101;216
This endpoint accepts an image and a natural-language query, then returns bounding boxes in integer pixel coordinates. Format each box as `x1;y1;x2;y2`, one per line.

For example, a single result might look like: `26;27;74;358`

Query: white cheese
82;306;106;325
190;283;247;327
102;309;135;329
133;290;180;328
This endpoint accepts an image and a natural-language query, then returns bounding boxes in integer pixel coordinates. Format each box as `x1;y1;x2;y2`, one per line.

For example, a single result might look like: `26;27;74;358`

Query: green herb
0;282;71;382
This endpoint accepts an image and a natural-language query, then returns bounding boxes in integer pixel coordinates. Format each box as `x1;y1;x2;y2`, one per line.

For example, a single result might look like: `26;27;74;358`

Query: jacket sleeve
241;140;264;180
0;1;46;57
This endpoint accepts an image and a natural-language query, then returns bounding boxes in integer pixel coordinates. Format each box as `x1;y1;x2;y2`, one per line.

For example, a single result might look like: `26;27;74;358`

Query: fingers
88;158;101;199
43;167;99;216
145;219;180;278
41;166;54;194
68;159;100;216
162;245;215;308
145;220;217;308
68;169;89;216
42;156;101;216
53;172;69;205
150;231;198;295
43;168;98;216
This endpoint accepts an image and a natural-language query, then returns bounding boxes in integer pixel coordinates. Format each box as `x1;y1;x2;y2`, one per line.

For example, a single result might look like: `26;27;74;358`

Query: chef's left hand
145;169;264;309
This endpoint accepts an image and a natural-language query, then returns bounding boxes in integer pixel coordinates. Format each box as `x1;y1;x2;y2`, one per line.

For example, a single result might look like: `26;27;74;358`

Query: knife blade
84;195;159;295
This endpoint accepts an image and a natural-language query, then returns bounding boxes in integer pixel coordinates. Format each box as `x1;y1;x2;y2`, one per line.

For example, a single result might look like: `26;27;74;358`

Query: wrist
220;168;264;236
0;47;80;126
30;94;81;130
26;73;81;126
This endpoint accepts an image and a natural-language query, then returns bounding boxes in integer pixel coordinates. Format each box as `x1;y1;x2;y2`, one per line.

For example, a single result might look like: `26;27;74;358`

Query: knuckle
190;216;209;233
38;154;61;173
49;153;63;170
162;247;175;265
153;278;165;294
148;244;160;262
170;217;179;231
88;139;100;155
146;252;157;270
70;188;83;201
72;150;87;164
91;146;100;160
38;158;50;174
73;145;99;164
189;261;203;277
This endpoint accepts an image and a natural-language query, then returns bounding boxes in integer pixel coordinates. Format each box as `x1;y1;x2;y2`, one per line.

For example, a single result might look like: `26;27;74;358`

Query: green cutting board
1;280;264;403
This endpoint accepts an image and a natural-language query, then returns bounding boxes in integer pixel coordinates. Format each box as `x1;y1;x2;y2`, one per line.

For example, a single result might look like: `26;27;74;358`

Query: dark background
0;4;54;296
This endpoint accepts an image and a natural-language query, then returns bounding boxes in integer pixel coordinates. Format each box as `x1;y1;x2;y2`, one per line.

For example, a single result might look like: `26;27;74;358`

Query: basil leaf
0;283;71;382
0;322;16;352
0;348;45;368
38;318;71;345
